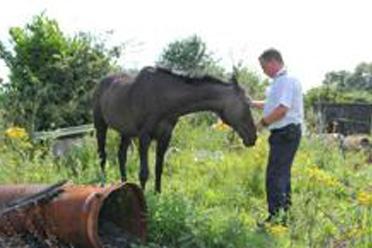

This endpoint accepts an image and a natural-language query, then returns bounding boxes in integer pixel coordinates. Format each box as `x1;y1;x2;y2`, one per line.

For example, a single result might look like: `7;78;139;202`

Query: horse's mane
146;66;230;86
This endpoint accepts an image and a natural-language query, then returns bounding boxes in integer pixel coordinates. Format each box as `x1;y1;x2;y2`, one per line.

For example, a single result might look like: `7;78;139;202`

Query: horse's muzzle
244;133;257;147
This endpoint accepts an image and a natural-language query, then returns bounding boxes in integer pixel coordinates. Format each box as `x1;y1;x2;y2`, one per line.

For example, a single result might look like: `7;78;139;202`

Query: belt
271;123;301;134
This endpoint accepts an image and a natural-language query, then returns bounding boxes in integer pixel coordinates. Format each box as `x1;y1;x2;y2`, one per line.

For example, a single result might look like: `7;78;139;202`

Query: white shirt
263;69;304;130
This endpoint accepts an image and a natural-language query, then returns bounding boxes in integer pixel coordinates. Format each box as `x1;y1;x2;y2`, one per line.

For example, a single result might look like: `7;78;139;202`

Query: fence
32;124;95;157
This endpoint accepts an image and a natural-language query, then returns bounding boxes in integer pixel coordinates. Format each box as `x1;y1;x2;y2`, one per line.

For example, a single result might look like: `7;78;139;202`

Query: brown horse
93;66;257;192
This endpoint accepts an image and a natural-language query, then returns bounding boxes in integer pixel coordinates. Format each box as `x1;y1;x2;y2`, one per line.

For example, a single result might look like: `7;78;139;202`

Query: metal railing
32;124;94;141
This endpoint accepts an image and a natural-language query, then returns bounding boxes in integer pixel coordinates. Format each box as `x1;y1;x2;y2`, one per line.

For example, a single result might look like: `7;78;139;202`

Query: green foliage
304;85;339;110
304;85;372;111
157;35;224;76
0;14;121;131
157;35;230;125
1;119;372;247
305;62;372;109
323;63;372;91
145;192;195;246
232;63;268;100
322;70;351;88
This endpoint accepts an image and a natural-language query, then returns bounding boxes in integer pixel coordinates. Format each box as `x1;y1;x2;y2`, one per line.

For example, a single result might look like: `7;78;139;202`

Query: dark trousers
266;124;301;217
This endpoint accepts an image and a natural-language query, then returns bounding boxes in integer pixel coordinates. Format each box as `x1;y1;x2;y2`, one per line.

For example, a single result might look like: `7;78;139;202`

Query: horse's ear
231;66;240;88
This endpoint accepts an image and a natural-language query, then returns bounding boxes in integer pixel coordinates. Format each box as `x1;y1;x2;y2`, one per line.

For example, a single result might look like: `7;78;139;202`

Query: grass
0;118;371;247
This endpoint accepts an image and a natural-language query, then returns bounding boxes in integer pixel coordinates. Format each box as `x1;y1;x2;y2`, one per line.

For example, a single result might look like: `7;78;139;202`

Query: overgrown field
0;118;371;248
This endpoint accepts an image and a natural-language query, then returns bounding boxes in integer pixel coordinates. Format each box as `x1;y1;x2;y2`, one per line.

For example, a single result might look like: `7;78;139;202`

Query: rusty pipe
0;182;147;248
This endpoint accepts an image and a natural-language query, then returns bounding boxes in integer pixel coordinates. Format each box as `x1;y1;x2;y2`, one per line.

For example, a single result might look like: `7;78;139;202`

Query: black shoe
256;216;273;228
257;214;288;228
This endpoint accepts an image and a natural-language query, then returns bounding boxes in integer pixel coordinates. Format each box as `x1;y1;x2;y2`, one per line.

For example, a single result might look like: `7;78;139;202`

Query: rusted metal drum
0;182;147;248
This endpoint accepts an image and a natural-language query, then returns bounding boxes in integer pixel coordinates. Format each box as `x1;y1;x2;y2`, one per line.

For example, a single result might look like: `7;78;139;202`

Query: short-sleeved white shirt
263;69;304;130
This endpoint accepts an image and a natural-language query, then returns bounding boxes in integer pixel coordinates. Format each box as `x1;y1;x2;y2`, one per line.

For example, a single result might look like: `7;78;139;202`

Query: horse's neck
169;83;229;116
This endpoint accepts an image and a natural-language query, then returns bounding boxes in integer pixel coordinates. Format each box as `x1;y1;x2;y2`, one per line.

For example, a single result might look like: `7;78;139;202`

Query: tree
0;14;122;131
322;70;350;88
157;35;223;76
305;62;372;109
322;63;372;91
346;63;372;91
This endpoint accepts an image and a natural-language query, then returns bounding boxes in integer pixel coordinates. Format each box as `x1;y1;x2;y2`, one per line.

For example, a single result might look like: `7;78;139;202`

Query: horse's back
93;67;181;135
95;73;133;94
93;72;142;133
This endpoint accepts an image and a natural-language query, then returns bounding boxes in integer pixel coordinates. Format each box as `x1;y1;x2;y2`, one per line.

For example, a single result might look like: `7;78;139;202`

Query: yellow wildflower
306;166;341;187
342;226;365;240
5;127;28;139
266;224;288;236
212;119;230;131
356;191;372;207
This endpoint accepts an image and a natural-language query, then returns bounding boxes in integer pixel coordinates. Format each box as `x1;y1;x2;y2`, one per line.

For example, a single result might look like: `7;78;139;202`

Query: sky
1;0;372;91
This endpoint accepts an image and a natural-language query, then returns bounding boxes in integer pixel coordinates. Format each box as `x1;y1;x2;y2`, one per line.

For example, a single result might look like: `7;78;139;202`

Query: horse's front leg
155;133;172;193
138;134;151;190
118;135;131;182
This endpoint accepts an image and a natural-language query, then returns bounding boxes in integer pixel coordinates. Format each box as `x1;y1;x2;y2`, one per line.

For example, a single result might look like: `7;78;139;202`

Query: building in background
313;103;372;135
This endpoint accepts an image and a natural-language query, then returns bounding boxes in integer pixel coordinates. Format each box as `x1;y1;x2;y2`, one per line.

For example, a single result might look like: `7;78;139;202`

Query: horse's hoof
155;186;161;194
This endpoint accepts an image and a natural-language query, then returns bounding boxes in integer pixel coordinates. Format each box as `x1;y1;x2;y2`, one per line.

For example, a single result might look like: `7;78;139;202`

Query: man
252;48;303;225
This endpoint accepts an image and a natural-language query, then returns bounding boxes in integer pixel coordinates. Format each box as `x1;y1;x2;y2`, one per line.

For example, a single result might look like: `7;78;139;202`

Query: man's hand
260;105;288;128
256;118;269;133
256;120;264;132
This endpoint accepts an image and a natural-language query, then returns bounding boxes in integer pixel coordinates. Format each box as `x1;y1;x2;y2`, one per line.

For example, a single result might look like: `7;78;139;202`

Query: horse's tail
92;76;113;182
93;74;122;124
93;76;114;105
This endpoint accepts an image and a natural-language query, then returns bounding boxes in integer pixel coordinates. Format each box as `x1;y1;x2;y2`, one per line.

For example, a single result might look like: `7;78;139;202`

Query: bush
1;118;371;247
0;14;122;131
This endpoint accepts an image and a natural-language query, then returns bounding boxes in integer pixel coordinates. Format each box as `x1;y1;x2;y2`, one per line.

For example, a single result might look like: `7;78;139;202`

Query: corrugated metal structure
313;103;372;134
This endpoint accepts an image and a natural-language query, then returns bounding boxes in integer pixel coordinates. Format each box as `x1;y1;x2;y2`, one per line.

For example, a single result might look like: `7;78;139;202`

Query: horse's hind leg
95;122;108;186
118;135;131;182
155;132;172;193
138;134;151;190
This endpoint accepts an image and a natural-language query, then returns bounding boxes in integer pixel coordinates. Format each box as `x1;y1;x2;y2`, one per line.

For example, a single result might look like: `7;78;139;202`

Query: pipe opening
98;184;146;247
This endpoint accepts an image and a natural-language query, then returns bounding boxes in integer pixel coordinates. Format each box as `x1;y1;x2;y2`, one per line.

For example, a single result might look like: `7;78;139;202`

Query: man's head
259;48;284;78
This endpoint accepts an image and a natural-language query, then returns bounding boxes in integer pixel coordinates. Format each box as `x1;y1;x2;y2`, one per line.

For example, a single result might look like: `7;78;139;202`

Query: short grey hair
259;48;284;64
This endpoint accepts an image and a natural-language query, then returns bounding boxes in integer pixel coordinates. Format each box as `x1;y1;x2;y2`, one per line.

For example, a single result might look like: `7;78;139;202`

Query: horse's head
219;71;257;147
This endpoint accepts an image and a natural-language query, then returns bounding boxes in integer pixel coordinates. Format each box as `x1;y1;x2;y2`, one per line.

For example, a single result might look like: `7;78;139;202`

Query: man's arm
260;104;288;127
